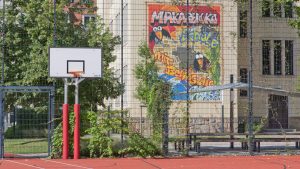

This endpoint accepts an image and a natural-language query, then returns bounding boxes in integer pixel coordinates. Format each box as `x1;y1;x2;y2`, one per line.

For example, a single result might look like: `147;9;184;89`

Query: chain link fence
1;0;300;158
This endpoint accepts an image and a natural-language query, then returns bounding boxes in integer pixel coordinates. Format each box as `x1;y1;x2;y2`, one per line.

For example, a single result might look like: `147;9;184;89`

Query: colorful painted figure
193;52;210;72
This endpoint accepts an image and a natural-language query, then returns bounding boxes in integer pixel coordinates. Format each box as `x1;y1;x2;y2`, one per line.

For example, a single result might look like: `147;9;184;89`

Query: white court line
5;160;45;169
41;159;93;169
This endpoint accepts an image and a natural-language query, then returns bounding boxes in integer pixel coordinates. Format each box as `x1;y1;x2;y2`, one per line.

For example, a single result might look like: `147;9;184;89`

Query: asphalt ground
0;155;300;169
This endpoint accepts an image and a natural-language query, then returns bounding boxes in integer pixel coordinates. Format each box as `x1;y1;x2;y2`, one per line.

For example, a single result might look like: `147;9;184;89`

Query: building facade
66;0;97;25
97;0;300;133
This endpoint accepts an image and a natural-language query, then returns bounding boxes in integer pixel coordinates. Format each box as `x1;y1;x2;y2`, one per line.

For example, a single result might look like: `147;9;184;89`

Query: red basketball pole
74;104;80;159
63;79;69;159
73;78;82;159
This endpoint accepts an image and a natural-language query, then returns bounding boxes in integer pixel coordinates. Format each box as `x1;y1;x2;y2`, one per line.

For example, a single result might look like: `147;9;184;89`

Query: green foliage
134;42;172;145
1;0;123;110
4;107;48;138
5;127;48;139
85;110;124;158
120;133;161;158
51;111;75;159
205;46;221;85
51;111;90;158
289;1;300;33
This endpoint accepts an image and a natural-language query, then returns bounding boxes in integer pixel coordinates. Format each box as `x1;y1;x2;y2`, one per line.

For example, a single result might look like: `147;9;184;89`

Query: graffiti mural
148;4;222;101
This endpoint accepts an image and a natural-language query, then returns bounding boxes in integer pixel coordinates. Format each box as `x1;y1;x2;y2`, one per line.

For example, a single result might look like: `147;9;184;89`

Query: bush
85;110;125;157
120;132;161;158
51;110;161;158
5;126;48;139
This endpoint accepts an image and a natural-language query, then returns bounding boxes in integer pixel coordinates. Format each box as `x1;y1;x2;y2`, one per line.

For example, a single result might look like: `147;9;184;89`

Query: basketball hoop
69;71;83;78
49;47;102;159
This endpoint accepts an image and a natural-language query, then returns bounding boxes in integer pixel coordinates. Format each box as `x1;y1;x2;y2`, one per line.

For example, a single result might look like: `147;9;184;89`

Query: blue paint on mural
159;74;220;101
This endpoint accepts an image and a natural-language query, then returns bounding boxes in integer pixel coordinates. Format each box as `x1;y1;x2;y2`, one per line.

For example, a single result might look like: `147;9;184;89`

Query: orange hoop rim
69;71;83;78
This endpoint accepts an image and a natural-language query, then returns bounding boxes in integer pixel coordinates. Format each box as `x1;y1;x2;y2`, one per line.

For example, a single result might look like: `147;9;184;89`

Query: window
262;40;294;76
262;0;271;17
239;10;247;38
240;68;248;97
82;15;95;27
285;40;293;75
83;0;92;4
273;0;282;17
274;40;282;75
262;40;271;75
285;1;293;18
262;0;293;18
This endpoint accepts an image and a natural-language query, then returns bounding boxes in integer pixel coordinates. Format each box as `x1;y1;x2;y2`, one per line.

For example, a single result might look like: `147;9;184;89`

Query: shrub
120;132;161;158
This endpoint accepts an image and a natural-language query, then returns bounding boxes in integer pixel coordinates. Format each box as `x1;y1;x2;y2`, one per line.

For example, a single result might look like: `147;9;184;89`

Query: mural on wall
148;4;222;101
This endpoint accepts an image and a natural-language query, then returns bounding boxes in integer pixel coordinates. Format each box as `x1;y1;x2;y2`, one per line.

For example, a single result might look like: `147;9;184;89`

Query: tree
1;0;123;111
134;42;172;146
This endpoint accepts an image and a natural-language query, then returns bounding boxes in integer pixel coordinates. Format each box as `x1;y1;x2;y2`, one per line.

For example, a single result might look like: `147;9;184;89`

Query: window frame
285;40;294;75
261;39;295;76
262;40;271;75
240;68;248;97
82;14;96;27
274;40;282;75
239;9;247;38
262;0;294;18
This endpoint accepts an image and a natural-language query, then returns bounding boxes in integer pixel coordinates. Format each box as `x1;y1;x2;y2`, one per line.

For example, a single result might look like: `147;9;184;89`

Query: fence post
230;74;234;149
248;0;254;155
162;110;169;156
0;91;3;159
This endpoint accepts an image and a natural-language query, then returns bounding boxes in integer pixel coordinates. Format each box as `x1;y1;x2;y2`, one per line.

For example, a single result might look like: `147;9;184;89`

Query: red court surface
0;156;299;169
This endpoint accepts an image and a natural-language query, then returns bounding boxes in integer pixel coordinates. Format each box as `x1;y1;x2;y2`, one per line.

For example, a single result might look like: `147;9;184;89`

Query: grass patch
5;138;48;154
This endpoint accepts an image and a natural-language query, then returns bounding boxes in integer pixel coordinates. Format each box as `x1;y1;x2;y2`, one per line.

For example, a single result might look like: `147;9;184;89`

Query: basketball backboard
49;47;102;78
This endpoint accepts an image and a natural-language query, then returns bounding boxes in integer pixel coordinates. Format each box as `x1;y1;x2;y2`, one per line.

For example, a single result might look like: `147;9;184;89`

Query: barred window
274;40;282;75
240;68;248;97
82;15;95;27
262;0;271;17
262;40;271;75
285;40;293;75
239;10;247;38
262;0;293;18
273;0;282;17
285;1;293;18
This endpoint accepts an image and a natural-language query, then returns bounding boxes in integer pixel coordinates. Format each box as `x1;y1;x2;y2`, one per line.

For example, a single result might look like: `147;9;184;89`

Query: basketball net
69;71;83;78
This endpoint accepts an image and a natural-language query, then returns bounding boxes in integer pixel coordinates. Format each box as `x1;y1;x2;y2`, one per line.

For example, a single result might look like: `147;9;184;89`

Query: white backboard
49;48;102;78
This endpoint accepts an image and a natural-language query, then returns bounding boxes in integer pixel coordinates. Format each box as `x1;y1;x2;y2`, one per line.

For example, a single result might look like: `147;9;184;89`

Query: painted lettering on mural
153;52;215;87
148;4;222;101
154;52;174;66
165;65;214;86
150;11;219;26
179;26;220;48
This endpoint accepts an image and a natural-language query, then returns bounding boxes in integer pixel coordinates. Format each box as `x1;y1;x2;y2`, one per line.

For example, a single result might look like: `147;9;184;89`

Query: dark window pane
262;0;271;17
274;0;282;17
274;40;282;75
240;68;248;96
240;90;248;97
285;40;293;75
84;16;95;26
285;2;293;18
240;68;248;83
240;10;247;38
262;40;271;75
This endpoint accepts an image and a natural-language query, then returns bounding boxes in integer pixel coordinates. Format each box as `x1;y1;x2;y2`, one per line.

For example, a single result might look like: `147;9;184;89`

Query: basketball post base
62;104;69;159
74;104;80;159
